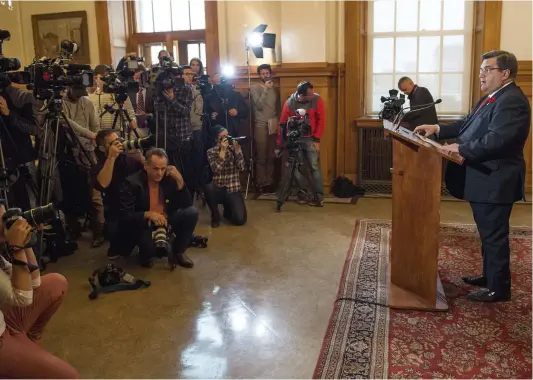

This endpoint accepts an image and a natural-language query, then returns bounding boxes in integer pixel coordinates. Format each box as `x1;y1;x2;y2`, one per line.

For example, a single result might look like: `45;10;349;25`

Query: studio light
221;65;234;78
245;24;276;59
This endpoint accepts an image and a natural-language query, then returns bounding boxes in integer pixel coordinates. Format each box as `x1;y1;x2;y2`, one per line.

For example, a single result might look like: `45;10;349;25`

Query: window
135;0;206;33
187;42;206;66
367;0;474;114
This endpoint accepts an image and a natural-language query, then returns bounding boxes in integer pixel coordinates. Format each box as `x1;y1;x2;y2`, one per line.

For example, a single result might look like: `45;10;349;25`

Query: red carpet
313;220;532;379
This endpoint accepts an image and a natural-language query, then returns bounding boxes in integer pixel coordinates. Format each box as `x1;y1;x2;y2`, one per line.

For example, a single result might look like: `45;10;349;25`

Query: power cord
335;297;390;308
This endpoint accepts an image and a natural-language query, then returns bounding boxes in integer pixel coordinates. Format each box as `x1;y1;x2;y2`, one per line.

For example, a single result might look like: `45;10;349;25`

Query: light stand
243;24;276;199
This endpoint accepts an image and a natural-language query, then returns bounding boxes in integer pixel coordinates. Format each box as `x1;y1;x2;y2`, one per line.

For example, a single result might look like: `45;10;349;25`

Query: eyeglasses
479;66;504;74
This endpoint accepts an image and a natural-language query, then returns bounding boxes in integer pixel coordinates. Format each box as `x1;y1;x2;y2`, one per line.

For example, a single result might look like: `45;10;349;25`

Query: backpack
332;176;365;198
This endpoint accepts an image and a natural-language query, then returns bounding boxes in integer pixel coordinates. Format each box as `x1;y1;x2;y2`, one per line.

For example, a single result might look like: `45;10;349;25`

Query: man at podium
414;50;531;303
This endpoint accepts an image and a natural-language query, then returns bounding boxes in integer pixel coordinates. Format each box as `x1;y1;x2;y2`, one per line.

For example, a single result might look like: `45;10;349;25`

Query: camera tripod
37;89;95;261
276;140;320;212
99;93;139;140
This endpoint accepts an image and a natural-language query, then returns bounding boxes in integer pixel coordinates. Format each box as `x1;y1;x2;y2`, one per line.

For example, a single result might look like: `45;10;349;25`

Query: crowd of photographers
0;34;327;376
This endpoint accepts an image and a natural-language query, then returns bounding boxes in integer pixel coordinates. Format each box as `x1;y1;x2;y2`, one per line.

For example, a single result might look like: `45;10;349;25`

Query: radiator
357;127;449;195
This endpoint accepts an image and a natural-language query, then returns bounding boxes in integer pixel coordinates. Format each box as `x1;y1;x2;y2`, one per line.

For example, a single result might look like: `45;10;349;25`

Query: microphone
401;99;442;112
393;99;442;126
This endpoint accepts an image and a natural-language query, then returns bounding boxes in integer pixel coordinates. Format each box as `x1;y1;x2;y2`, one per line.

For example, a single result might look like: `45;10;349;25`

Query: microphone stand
244;45;254;200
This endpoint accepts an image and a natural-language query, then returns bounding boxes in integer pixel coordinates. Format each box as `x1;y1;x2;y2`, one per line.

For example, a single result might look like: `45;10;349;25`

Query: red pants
0;273;79;379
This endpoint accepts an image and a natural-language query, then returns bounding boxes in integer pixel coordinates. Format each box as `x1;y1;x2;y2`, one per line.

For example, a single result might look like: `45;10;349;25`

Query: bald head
398;77;415;95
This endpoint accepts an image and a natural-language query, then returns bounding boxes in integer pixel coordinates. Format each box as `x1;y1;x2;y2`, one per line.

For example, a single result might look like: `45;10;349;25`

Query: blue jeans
294;139;324;201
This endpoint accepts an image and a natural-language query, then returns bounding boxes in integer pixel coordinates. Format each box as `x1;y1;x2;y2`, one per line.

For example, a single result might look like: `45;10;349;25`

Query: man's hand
0;96;9;116
313;142;320;152
413;124;439;137
228;108;238;117
265;80;274;89
5;218;32;248
274;148;282;158
440;143;460;154
129;119;138;129
145;211;167;227
211;112;218;120
166;165;184;189
109;140;124;159
163;88;174;101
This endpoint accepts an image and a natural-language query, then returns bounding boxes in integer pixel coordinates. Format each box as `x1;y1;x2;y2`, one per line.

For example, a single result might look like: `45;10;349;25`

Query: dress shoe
467;289;510;302
169;252;194;268
462;275;487;287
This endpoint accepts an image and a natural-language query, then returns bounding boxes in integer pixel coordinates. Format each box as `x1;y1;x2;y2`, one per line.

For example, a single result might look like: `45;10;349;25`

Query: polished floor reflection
42;198;532;378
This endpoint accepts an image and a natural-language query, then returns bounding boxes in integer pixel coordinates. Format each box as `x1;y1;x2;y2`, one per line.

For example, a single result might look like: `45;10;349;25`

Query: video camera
194;73;210;94
379;89;406;121
153;63;185;100
283;109;311;146
0;30;31;89
101;56;144;101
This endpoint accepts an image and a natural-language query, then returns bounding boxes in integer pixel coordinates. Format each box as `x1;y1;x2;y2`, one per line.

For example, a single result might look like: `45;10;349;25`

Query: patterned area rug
313;220;532;379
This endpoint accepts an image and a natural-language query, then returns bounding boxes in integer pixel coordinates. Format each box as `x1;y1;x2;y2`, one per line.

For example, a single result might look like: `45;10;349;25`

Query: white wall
500;0;532;60
218;0;344;66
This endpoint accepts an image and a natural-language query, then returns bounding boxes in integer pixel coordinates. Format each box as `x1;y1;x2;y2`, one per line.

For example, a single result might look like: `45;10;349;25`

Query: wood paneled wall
517;60;532;193
227;63;341;192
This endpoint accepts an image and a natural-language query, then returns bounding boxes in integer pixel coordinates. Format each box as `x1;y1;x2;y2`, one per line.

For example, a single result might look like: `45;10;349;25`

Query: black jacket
440;82;531;203
204;86;248;137
119;170;193;225
402;85;438;130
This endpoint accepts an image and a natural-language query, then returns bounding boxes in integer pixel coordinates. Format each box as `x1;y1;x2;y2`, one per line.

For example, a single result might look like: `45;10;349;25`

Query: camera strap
88;269;151;300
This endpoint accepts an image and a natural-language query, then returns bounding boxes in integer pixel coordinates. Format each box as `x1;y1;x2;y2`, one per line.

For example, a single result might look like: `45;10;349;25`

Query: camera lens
21;203;58;227
153;225;170;257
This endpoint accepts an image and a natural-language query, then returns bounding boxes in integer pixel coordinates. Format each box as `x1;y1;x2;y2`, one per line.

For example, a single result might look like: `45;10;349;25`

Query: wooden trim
94;1;112;65
125;0;137;52
205;0;220;75
342;1;367;183
471;0;502;106
229;62;340;80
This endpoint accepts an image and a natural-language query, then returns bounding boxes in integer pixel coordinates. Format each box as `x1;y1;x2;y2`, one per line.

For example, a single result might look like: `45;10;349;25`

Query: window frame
366;0;475;115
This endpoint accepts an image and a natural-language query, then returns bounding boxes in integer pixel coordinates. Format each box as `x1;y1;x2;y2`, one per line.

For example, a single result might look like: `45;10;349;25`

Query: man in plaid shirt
151;66;195;193
205;126;247;228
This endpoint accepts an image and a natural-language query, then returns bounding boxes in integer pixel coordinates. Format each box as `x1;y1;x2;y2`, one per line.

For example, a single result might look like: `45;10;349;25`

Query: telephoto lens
122;135;155;151
153;225;171;257
226;136;247;144
21;203;58;227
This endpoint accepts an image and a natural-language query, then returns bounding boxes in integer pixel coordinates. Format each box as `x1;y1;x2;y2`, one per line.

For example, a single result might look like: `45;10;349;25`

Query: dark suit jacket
205;88;249;136
127;87;155;114
440;82;531;203
402;85;438;130
119;169;193;226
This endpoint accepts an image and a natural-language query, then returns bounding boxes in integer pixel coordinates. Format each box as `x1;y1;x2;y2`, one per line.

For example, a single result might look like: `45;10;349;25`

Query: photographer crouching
119;148;197;269
204;126;247;227
92;129;146;260
0;201;78;378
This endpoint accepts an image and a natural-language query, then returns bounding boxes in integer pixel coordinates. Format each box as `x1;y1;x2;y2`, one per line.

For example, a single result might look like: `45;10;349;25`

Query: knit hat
212;125;227;137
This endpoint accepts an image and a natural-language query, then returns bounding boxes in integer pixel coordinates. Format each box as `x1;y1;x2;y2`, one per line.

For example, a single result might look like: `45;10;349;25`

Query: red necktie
472;97;489;116
137;89;145;114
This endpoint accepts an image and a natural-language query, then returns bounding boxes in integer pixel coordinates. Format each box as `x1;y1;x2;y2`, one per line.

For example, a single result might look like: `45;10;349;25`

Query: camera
379;89;406;121
152;225;170;257
0;30;30;90
194;74;211;94
1;203;59;248
225;135;247;144
25;59;93;100
154;66;185;100
119;134;156;151
101;66;140;103
283;110;311;146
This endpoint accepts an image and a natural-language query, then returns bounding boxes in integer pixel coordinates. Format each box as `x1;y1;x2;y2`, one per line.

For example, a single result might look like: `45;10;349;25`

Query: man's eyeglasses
479;66;505;74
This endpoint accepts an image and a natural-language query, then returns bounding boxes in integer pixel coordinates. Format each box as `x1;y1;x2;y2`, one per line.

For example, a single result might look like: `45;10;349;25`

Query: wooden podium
383;121;464;311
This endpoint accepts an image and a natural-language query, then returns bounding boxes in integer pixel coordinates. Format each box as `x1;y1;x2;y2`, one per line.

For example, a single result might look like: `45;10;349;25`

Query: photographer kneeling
204;126;247;228
120;148;197;269
92;129;145;260
0;202;78;379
